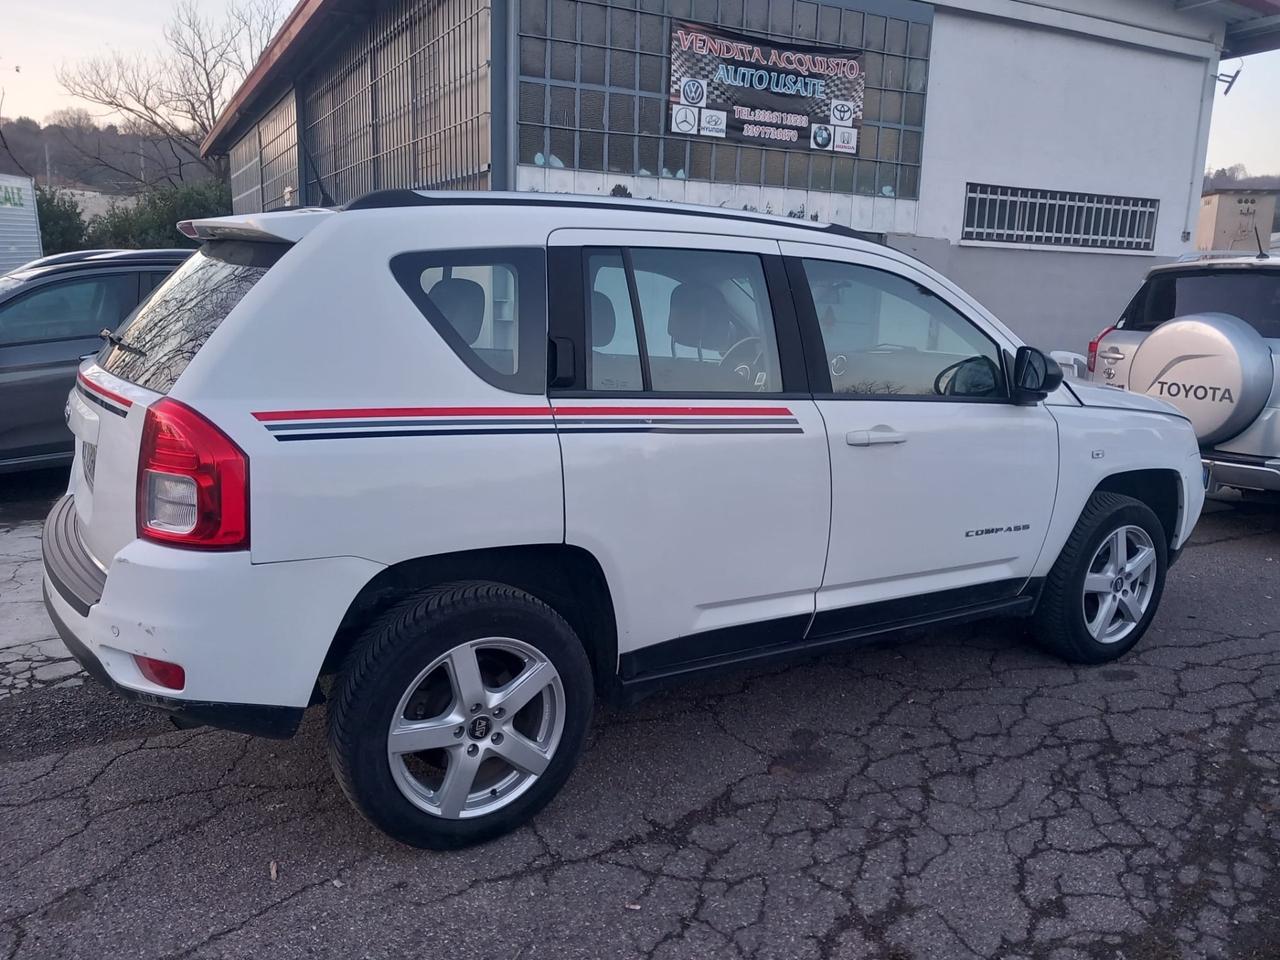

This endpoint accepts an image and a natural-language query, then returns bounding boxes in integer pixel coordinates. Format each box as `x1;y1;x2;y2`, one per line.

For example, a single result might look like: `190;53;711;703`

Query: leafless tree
57;0;282;187
0;90;34;177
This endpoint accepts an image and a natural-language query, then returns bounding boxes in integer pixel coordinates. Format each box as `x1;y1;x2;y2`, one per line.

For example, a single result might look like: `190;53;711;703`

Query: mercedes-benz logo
832;102;852;122
811;124;832;148
672;106;698;133
681;78;706;105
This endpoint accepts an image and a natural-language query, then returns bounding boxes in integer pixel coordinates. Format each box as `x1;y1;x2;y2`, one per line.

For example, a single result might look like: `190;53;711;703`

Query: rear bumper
41;494;384;737
1203;452;1280;493
43;581;302;739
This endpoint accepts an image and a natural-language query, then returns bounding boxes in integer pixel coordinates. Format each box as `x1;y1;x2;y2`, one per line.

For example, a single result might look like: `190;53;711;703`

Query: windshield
1127;269;1280;338
97;240;288;392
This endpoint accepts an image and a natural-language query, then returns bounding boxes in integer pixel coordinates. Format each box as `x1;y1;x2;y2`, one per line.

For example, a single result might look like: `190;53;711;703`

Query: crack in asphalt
0;475;1278;959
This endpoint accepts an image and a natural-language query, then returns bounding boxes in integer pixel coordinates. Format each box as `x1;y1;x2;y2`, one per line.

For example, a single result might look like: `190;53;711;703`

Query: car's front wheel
328;581;594;849
1032;492;1168;663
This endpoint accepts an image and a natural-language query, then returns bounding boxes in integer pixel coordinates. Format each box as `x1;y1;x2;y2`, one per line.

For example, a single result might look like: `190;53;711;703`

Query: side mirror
1011;346;1063;405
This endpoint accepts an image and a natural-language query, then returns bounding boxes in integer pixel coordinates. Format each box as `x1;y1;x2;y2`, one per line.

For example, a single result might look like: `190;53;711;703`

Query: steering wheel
720;337;767;390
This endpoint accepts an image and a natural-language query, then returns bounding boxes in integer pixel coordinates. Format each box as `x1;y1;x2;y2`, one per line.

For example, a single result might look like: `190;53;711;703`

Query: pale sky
1;1;1277;175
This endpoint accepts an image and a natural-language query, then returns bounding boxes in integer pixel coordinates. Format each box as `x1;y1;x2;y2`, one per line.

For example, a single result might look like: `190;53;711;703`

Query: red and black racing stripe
252;405;801;441
76;372;133;418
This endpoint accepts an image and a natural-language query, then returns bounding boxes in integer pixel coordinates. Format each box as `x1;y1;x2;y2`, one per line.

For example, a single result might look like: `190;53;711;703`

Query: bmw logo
811;124;833;148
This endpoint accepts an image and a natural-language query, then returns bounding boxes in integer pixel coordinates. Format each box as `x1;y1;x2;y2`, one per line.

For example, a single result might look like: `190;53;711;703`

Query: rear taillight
137;398;249;549
1086;325;1116;373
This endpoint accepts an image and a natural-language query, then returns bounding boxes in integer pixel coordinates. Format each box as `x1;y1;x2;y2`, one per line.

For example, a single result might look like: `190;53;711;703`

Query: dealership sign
669;21;864;153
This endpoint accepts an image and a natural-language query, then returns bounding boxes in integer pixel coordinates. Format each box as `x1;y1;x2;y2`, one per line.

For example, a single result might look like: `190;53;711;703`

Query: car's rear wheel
1032;492;1168;663
328;581;593;849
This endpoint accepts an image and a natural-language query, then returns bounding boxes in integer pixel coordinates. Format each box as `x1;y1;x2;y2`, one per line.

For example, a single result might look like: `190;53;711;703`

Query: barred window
517;0;929;200
962;183;1160;252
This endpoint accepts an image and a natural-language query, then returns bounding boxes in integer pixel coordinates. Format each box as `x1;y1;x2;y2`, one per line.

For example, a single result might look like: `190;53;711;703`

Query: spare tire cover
1128;312;1272;445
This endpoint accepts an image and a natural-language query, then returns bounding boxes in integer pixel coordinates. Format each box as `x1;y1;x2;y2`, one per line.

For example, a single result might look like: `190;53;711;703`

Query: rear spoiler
177;207;334;244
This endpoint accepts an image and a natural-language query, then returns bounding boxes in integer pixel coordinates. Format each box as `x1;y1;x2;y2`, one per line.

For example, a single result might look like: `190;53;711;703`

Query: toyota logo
672;107;698;133
681;79;706;105
832;102;852;122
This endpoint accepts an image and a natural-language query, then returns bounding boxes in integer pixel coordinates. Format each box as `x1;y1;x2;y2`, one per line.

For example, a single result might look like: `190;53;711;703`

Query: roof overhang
1176;0;1280;56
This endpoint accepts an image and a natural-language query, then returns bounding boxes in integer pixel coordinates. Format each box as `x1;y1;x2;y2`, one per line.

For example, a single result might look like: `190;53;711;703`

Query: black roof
4;248;193;284
345;189;885;245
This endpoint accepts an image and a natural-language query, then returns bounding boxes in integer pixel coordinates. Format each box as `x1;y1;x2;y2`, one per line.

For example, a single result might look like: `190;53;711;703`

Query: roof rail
344;189;884;245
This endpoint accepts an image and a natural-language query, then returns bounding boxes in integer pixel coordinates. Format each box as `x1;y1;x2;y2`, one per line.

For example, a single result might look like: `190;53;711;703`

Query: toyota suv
43;194;1205;849
1086;254;1279;497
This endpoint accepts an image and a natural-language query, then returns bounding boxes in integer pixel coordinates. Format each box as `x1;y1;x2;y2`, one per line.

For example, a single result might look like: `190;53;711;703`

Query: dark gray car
0;249;191;472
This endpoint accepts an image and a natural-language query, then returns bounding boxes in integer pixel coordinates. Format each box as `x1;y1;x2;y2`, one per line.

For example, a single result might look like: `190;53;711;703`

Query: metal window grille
962;183;1159;251
517;0;929;199
300;0;491;206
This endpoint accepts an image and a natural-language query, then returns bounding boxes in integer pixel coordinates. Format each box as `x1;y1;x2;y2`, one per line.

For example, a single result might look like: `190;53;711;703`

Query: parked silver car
1087;254;1279;495
0;249;191;472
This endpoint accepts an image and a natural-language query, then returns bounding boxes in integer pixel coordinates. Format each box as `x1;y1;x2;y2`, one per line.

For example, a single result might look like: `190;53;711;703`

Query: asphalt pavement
1;467;1278;960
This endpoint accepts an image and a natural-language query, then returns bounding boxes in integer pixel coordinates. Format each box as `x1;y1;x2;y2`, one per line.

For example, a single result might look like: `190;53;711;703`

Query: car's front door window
800;258;1005;399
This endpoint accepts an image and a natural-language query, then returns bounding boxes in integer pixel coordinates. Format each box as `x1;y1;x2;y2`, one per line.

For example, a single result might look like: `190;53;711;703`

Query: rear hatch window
1124;268;1280;338
98;240;289;393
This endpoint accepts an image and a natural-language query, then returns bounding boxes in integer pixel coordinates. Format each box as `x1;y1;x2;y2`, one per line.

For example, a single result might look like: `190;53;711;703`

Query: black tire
327;581;594;849
1032;492;1168;664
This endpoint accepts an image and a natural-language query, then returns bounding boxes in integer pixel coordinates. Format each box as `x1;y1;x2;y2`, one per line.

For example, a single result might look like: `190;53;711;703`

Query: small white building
0;173;42;274
203;0;1280;351
1196;188;1278;252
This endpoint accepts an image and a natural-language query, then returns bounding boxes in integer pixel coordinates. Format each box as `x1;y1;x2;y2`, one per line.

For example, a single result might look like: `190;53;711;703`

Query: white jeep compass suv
43;193;1205;849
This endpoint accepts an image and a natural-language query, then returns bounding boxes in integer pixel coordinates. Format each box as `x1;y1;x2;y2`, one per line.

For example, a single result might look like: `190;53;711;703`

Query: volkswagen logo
681;78;706;106
832;102;853;123
672;106;698;133
811;124;833;148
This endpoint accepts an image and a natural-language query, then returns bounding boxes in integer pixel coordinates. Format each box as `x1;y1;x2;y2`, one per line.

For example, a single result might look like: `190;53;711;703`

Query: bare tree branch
55;0;283;187
0;90;34;178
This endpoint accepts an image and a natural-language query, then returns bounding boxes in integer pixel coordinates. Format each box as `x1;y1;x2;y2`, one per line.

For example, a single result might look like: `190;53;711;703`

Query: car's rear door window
98;241;288;393
583;247;784;394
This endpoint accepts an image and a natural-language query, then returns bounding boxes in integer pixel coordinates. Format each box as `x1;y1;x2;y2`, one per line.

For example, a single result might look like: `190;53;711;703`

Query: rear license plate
82;441;97;491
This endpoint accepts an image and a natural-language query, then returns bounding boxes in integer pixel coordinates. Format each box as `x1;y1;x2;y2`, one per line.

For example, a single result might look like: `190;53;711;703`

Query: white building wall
916;7;1217;255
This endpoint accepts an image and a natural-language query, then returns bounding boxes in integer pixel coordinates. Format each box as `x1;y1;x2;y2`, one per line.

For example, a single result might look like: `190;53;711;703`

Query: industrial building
202;0;1280;349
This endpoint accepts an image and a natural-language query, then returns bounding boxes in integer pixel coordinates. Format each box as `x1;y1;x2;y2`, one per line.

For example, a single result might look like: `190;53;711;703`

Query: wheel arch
322;545;619;698
1093;468;1182;548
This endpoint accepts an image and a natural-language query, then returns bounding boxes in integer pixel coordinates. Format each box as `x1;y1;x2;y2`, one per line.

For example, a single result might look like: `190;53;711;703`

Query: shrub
36;185;86;254
86;180;231;249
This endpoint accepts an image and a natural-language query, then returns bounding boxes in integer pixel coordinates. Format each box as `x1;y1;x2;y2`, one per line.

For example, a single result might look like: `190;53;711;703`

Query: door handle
846;426;907;446
1098;348;1126;360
